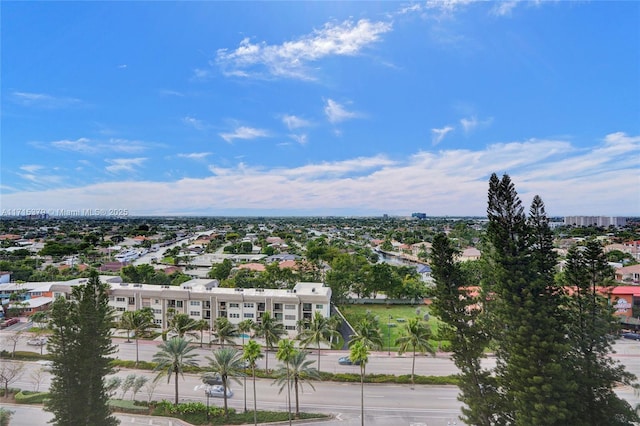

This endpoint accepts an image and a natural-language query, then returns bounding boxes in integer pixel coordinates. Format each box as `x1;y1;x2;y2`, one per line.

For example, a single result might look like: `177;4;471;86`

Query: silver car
206;385;233;398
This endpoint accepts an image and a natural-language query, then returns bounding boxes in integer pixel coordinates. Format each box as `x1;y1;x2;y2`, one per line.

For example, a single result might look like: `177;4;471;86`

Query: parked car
206;385;233;398
622;332;640;341
0;318;20;328
36;360;53;372
202;373;223;385
27;336;48;346
338;356;360;365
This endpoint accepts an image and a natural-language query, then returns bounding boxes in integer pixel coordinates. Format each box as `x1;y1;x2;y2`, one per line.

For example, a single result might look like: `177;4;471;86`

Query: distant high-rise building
411;212;427;220
564;216;627;227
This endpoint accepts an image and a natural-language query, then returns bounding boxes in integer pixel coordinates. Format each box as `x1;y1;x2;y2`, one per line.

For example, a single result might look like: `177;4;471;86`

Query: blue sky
2;1;639;217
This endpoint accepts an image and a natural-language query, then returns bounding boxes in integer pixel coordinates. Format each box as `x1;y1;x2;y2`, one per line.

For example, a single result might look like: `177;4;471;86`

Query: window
284;304;296;310
190;311;200;317
229;313;240;319
154;299;160;304
128;297;135;305
315;304;323;310
285;325;296;330
176;301;183;308
116;297;126;302
116;307;126;312
244;313;254;318
285;315;296;321
153;309;162;314
190;300;200;306
229;303;240;308
303;303;312;311
153;319;162;325
274;303;282;311
243;302;254;308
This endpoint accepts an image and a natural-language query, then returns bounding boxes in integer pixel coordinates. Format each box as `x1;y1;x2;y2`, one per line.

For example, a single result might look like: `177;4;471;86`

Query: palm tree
297;311;340;371
212;317;236;348
350;340;369;426
167;313;198;340
152;337;199;405
253;311;285;372
276;339;295;426
194;319;210;348
121;308;155;366
349;317;383;350
274;350;320;418
243;340;263;425
237;319;254;345
204;347;245;419
395;317;435;386
119;311;135;343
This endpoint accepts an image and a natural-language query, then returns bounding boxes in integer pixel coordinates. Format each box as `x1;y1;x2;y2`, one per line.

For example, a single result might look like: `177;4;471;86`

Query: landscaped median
8;392;330;425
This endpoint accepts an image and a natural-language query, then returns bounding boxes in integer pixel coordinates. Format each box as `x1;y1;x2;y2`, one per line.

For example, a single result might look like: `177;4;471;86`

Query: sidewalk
0;404;195;426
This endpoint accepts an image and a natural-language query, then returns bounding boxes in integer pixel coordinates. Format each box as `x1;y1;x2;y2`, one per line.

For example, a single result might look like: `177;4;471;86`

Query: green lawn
338;304;448;352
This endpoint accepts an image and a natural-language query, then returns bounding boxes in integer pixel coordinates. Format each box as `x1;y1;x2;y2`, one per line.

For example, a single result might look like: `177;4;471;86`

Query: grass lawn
338;304;448;352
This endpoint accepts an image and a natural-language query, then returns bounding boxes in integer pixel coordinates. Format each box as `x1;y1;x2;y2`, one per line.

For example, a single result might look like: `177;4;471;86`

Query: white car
206;385;233;398
27;337;48;346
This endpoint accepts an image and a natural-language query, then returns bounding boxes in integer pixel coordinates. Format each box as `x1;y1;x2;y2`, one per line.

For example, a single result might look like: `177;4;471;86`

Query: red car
0;318;19;328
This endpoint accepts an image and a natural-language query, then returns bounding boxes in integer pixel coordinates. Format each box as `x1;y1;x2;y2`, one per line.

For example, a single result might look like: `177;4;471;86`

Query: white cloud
12;91;82;108
216;19;392;80
425;0;474;15
19;165;45;173
192;68;212;80
183;116;205;130
282;114;311;130
460;116;492;133
177;152;212;160
491;1;519;16
432;126;454;145
159;89;185;97
324;99;361;124
105;158;147;173
289;134;308;145
219;126;269;143
48;137;152;154
3;133;638;216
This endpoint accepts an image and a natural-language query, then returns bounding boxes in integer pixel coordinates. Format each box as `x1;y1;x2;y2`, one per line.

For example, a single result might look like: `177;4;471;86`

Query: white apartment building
564;216;627;227
48;277;331;337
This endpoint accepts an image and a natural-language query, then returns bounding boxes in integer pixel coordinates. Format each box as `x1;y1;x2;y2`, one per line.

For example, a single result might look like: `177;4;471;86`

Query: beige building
48;277;331;337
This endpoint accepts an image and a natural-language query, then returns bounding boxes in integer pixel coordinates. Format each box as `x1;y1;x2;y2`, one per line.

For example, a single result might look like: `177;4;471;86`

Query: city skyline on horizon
2;2;639;217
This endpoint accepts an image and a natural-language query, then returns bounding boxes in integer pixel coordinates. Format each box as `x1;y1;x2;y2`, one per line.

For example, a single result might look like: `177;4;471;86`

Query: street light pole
388;315;391;356
205;388;210;421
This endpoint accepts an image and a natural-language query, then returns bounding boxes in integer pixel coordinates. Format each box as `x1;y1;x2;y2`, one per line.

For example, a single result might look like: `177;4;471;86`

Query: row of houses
0;276;332;338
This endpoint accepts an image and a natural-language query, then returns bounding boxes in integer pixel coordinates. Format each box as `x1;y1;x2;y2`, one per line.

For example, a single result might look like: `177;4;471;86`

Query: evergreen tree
45;270;119;426
564;241;639;425
430;233;497;426
485;175;575;425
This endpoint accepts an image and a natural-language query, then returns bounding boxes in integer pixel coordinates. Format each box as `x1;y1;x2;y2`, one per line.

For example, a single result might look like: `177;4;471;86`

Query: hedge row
14;390;49;404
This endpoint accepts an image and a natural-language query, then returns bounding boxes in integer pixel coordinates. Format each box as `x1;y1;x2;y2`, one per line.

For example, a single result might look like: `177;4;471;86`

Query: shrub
108;399;150;414
0;387;21;397
14;390;49;404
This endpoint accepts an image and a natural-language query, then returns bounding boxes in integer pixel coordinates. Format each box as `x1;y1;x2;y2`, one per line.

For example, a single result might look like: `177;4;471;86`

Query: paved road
3;333;640;425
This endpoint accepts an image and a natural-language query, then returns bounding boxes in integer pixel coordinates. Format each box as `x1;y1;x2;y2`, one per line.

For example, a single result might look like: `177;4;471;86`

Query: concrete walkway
0;404;195;426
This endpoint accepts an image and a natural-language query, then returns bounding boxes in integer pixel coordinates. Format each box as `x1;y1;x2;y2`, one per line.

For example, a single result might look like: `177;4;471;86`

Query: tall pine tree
45;270;119;426
563;240;639;425
430;233;497;426
485;174;576;425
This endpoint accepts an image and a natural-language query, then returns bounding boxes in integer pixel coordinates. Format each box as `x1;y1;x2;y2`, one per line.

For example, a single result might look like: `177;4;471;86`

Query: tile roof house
615;265;640;285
